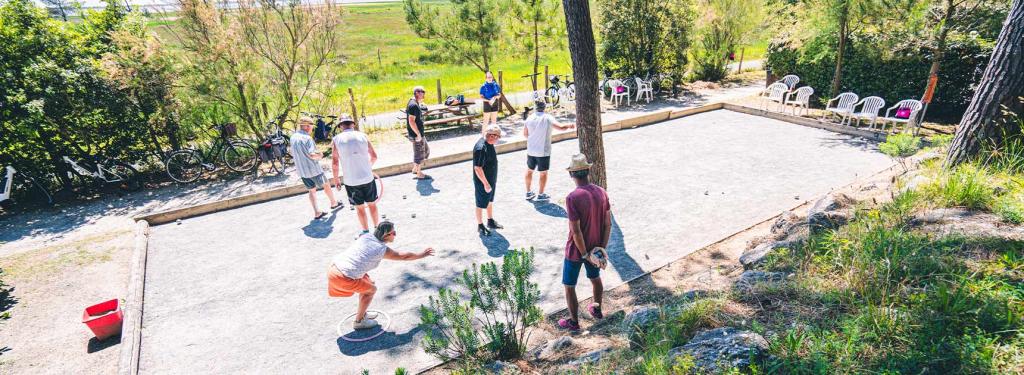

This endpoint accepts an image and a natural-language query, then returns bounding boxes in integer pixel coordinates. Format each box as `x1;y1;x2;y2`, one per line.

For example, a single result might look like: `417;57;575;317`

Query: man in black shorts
473;125;503;236
523;100;573;200
406;86;431;180
331;115;380;234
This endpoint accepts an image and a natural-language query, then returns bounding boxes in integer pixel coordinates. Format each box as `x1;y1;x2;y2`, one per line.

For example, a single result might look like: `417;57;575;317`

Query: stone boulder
487;360;518;374
733;270;787;295
808;193;855;231
533;335;575;360
567;348;614;367
771;211;801;236
622;305;661;349
667;327;769;372
739;240;797;270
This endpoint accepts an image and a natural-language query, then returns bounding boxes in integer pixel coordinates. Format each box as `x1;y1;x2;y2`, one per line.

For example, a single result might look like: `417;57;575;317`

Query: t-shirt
332;234;388;279
332;129;374;186
472;137;498;184
525;112;557;157
564;184;610;262
479;81;501;100
289;130;322;179
406;98;425;139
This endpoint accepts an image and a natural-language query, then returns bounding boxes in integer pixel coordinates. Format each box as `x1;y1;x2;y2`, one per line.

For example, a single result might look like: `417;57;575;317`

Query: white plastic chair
761;82;789;112
1;166;13;203
634;77;654;103
779;74;800;90
608;79;630;106
878;99;924;133
821;92;859;125
784;86;814;116
850;96;885;128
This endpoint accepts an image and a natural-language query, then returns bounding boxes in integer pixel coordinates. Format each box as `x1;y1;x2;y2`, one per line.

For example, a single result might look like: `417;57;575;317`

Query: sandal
557;318;580;331
314;212;328;220
330;203;343;210
413;174;433;180
588;303;604;320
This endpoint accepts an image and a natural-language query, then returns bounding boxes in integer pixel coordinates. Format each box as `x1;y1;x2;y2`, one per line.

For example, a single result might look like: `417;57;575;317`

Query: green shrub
880;134;922;171
994;195;1024;224
921;164;996;210
418;249;541;366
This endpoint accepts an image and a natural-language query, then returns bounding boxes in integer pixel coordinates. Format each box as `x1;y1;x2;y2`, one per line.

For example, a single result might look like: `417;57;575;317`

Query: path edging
118;220;150;375
133;103;724;225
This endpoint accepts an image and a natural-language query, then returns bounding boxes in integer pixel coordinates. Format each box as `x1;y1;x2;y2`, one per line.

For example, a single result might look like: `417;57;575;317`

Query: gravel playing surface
140;110;892;374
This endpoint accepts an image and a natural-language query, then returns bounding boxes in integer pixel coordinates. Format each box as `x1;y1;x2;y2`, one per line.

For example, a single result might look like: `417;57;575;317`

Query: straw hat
566;154;592;171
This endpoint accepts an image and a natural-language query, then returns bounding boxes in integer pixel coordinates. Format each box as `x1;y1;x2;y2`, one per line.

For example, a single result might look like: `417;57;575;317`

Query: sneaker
478;224;491;236
526;191;536;200
352;318;380;330
362;311;379;320
588;304;604;320
557;318;581;331
537;193;550;201
487;218;503;229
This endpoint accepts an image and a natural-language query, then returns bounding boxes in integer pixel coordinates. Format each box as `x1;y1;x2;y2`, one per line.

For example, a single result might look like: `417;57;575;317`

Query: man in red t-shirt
558;154;612;331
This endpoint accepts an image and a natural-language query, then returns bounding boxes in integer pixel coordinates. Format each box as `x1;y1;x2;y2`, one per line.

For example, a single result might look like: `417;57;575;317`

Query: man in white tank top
330;115;380;234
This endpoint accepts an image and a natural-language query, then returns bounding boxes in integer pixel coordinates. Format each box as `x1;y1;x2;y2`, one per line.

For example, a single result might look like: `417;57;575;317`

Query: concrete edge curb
721;103;888;142
133;103;725;225
118;220;150;375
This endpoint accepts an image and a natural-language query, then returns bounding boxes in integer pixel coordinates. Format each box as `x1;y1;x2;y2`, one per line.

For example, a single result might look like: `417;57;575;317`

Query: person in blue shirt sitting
479;71;503;136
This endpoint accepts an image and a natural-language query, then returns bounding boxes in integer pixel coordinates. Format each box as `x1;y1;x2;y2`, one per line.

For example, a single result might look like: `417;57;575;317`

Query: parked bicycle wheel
108;161;142;192
165;150;204;183
222;140;258;173
546;86;561;106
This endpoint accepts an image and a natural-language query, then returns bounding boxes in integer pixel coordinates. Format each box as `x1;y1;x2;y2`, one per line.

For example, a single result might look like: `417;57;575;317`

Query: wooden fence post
347;87;359;129
737;48;745;74
544;65;549;94
436;79;442;104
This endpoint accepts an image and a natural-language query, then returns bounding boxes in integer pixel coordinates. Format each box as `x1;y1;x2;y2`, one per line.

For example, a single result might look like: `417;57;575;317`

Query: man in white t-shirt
523;100;574;201
331;115;380;234
327;221;434;329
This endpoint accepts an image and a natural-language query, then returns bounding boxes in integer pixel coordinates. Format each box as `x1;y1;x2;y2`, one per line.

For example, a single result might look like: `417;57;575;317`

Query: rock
667;327;770;372
740;240;800;270
770;211;800;235
733;271;787;294
623;305;661;349
807;193;854;231
534;336;574;360
567;348;614;366
488;360;517;374
680;289;708;302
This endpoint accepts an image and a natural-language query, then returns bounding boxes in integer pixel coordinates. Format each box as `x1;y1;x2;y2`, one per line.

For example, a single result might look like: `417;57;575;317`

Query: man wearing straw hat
331;114;380;235
292;116;341;220
558;154;611;331
473;125;504;236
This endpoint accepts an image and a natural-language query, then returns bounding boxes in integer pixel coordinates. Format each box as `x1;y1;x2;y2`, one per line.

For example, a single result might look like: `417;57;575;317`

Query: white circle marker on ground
337;310;391;342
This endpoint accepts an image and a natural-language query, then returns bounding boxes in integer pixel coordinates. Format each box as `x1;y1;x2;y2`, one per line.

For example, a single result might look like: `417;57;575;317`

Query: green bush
598;0;695;80
766;34;992;122
880;133;922;172
418;249;541;367
994;195;1024;224
921;164;996;210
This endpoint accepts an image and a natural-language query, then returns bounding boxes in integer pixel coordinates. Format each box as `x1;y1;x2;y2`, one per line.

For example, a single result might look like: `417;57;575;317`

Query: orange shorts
327;265;375;297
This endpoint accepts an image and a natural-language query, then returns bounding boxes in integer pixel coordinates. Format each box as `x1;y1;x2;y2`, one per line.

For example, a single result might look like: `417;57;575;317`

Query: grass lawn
148;2;572;118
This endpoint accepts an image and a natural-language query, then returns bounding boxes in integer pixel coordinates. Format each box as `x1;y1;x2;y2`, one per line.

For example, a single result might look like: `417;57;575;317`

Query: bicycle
255;119;292;175
62;155;142;192
545;74;576;107
1;165;53;208
164;123;259;183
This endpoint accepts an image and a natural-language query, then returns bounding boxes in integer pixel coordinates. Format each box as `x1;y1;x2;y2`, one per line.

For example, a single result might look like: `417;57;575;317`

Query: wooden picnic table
400;101;480;129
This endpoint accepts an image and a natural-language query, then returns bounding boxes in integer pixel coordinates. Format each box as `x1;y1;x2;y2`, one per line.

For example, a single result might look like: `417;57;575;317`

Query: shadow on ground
86;335;121;354
337;327;422;357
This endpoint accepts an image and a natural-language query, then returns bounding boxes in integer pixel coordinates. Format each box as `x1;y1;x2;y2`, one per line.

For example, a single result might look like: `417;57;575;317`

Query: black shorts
345;180;378;206
483;98;501;113
474;181;496;209
526;156;551;172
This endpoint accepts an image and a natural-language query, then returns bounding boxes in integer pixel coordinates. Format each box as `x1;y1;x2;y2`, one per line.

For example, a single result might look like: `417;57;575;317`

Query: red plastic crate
82;299;123;340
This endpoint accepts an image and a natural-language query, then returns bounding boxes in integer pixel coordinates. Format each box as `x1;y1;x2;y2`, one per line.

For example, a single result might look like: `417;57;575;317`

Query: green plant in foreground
921;164;996;210
880;133;922;172
994;195;1024;224
418;249;541;366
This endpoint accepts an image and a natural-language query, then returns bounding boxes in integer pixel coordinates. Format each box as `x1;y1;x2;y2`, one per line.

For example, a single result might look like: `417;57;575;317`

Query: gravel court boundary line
118;220;150;375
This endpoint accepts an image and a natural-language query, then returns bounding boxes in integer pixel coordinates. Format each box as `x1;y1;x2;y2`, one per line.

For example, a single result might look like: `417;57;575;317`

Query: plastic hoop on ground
337;309;391;342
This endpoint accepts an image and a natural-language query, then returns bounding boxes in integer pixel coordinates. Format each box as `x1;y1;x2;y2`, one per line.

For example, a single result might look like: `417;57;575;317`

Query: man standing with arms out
292;116;340;220
406;86;431;180
328;221;434;329
331;114;380;235
473;125;503;236
479;71;502;135
559;154;611;331
523;100;574;201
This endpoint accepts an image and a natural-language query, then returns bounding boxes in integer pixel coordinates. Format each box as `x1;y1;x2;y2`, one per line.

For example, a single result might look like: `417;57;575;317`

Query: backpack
444;94;466;106
314;117;330;142
895;107;912;119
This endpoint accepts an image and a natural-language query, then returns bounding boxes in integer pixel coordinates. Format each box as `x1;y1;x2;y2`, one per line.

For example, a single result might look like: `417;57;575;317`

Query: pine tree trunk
946;0;1024;166
561;0;606;188
830;11;849;97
